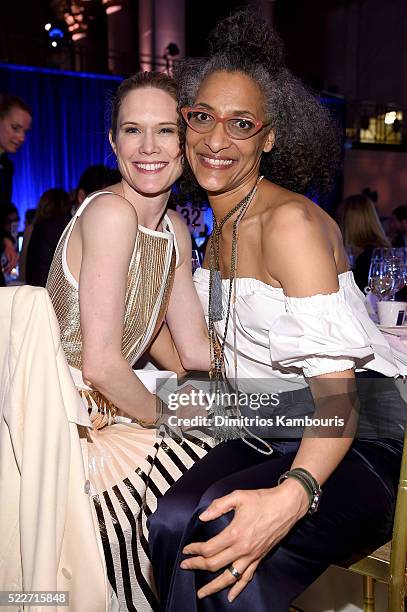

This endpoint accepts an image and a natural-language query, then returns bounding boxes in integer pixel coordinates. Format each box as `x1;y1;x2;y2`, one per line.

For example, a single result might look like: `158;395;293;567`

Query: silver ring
227;563;242;581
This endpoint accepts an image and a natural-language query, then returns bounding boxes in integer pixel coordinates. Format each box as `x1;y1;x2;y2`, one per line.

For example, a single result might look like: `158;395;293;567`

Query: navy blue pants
148;436;401;611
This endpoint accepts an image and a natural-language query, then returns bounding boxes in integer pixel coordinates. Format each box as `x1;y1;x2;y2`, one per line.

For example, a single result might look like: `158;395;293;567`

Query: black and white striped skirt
87;422;213;611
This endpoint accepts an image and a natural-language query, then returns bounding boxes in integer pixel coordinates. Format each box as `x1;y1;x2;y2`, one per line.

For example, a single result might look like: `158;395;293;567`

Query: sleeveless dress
47;192;213;612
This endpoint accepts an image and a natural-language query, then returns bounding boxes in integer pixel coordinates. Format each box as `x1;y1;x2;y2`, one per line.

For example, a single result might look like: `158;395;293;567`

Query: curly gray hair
175;9;341;199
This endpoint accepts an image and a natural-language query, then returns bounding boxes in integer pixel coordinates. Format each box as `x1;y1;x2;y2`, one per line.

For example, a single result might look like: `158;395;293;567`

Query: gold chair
339;428;407;611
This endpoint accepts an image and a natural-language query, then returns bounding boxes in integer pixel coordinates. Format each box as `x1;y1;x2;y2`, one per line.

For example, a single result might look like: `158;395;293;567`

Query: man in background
391;205;407;247
71;164;120;215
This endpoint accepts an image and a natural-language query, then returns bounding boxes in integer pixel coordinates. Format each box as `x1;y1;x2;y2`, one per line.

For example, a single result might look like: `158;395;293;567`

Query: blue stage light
49;28;64;40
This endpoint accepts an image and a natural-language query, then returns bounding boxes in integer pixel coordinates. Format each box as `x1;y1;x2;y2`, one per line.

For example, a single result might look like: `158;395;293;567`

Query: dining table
294;295;407;612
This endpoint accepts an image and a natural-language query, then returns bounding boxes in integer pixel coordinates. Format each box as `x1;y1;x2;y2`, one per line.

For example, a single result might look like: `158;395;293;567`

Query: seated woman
336;193;391;293
148;11;405;612
46;71;213;611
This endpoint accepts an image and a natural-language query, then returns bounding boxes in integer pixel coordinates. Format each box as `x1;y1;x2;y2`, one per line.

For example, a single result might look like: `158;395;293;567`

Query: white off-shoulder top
194;269;404;391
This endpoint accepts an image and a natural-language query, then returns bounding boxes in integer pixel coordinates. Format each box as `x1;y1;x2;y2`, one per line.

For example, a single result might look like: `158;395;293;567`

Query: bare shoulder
262;187;337;249
266;192;314;229
254;185;340;292
80;192;138;232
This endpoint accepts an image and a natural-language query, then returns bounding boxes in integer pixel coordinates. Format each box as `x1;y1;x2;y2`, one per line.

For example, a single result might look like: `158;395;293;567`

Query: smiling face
0;106;32;154
110;87;182;197
185;71;274;195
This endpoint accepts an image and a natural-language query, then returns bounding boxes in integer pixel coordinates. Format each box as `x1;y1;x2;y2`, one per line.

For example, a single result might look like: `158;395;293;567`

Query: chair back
389;427;407;606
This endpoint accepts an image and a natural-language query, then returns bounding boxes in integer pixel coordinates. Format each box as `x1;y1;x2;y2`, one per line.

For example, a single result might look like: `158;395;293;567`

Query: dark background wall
1;0;406;108
185;0;407;108
0;0;406;216
274;0;407;106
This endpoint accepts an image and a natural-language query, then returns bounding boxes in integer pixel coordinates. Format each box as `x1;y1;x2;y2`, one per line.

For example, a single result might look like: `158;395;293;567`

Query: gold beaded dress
47;192;212;611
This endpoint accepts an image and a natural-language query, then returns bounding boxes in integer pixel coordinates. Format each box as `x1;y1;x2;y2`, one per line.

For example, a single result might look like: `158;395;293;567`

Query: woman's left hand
180;482;309;602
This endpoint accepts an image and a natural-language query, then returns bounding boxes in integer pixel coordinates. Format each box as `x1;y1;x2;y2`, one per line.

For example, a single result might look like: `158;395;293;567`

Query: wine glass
371;247;396;261
368;260;394;300
394;248;407;284
368;256;405;301
384;256;405;299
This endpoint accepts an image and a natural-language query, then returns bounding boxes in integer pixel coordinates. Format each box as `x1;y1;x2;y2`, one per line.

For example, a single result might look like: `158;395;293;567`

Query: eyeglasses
181;107;270;140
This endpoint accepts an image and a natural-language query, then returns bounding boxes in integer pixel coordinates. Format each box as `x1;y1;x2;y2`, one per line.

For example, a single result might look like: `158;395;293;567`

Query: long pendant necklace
208;176;262;379
207;176;263;441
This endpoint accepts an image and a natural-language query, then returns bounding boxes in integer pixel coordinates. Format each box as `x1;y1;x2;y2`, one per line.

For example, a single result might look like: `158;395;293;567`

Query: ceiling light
385;111;397;125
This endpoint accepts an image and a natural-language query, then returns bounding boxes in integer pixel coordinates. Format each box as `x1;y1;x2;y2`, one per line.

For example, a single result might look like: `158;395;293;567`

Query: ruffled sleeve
268;288;375;377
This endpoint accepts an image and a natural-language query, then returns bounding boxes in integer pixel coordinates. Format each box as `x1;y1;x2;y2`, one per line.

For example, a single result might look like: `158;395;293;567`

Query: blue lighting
49;28;64;39
0;63;122;228
0;62;122;82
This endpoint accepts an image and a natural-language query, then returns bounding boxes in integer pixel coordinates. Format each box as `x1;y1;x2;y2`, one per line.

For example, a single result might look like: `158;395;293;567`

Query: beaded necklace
207;176;269;444
208;177;262;379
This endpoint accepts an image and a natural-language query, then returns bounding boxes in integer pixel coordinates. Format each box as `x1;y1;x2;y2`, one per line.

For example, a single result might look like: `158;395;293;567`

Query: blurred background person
25;188;71;286
1;203;20;243
0;203;20;284
0;233;18;286
18;208;36;282
25;165;115;287
0;94;32;210
336;193;390;292
71;163;118;215
390;205;407;247
0;93;32;285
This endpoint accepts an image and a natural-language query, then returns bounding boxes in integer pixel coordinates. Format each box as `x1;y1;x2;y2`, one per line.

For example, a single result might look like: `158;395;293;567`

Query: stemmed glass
368;253;406;301
385;256;406;298
371;247;396;261
368;260;395;300
394;248;407;285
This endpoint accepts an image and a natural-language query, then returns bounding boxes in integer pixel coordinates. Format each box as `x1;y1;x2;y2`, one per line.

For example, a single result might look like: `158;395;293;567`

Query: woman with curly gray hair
148;9;405;612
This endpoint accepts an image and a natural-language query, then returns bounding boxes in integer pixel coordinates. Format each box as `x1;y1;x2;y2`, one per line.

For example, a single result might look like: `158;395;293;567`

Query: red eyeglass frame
181;106;269;139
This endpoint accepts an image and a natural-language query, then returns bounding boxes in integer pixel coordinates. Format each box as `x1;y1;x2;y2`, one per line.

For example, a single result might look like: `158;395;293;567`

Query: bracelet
134;397;165;429
278;467;322;514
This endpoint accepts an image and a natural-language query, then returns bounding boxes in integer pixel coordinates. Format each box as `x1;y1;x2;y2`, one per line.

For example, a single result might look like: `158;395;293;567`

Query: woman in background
336;193;390;292
25;187;71;286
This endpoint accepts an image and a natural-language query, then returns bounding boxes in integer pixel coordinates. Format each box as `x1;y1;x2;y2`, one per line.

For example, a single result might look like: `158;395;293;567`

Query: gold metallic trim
78;388;117;430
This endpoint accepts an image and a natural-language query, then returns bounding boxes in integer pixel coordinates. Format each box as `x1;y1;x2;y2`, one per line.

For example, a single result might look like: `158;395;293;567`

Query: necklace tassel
209;269;223;321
